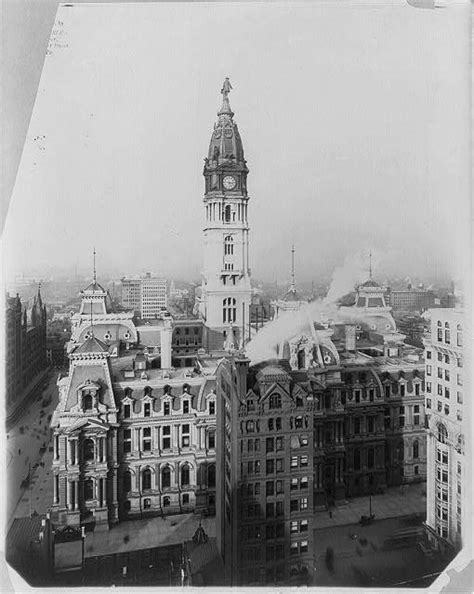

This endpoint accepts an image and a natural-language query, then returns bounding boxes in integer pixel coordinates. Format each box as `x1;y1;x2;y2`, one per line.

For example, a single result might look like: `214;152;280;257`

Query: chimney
344;324;356;351
160;319;172;370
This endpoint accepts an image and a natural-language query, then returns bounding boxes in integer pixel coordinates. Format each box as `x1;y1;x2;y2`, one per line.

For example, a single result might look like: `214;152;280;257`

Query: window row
122;426;215;452
122;464;215;492
122;399;215;418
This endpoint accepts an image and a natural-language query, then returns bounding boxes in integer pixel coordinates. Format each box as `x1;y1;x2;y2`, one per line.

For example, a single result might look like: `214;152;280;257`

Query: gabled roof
74;335;109;354
84;281;106;293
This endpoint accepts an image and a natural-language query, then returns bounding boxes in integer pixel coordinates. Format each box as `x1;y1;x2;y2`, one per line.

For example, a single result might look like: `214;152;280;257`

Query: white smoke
324;251;373;305
246;250;379;365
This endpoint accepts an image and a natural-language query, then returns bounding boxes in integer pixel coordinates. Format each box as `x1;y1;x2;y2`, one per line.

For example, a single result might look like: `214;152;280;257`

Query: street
6;369;60;524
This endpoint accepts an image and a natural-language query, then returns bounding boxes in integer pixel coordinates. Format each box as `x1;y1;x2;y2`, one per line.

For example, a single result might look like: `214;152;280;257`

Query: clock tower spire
199;79;251;346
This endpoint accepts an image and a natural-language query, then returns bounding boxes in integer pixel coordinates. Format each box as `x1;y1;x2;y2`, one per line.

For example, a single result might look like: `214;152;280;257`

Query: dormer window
183;400;190;414
163;401;171;416
84;393;93;411
123;404;131;419
209;401;215;415
144;402;151;417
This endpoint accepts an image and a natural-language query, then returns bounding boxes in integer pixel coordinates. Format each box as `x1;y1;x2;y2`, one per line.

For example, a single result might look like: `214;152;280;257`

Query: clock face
223;175;236;190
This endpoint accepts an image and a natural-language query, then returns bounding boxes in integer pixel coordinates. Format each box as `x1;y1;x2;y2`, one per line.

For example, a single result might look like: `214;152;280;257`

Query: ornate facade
51;332;218;529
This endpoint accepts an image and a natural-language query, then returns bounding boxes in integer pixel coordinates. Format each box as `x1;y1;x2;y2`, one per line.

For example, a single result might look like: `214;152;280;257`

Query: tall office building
424;309;466;552
121;273;168;319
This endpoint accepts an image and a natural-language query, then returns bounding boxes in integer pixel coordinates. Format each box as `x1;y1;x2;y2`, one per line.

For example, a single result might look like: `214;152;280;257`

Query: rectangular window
426;350;432;359
162;425;171;449
384;385;390;398
368;417;375;433
266;481;274;496
426;398;431;409
437;367;443;379
457;392;463;404
247;461;253;475
300;497;308;510
300;476;308;489
290;542;298;555
255;461;261;474
183;400;189;414
276;501;284;517
182;424;190;447
300;455;308;467
276;437;283;451
290;521;298;533
444;370;450;382
248;439;254;452
266;503;275;518
276;480;283;494
355;390;361;403
444;404;449;416
300;540;308;553
415;383;420;396
291;478;298;491
400;384;405;397
445;388;450;399
276;458;284;473
123;404;131;418
437;352;443;362
142;427;151;451
437;385;443;396
266;459;274;475
426;382;432;393
291;456;298;468
266;438;274;453
457;374;463;386
255;439;260;452
290;499;298;512
164;402;170;416
426;365;432;376
209;401;215;415
457;462;462;475
437;401;442;412
123;428;132;453
300;519;308;532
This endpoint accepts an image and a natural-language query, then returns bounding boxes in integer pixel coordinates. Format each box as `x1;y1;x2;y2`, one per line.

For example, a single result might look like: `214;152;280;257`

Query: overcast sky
2;1;470;286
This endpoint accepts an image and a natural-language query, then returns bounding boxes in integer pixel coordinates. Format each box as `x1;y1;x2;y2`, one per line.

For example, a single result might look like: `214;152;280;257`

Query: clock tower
199;79;251;345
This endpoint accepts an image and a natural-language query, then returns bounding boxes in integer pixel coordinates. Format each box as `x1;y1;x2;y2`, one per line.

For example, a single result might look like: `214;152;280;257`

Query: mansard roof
73;335;109;354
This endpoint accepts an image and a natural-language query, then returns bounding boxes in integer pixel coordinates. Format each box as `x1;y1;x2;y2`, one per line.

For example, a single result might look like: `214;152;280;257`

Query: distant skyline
2;2;470;289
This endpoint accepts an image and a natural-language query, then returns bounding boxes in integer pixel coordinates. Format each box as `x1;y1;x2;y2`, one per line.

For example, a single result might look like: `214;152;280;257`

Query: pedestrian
18;449;21;455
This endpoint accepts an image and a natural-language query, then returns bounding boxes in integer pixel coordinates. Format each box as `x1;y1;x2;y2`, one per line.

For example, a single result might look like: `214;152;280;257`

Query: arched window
208;464;216;488
222;297;236;324
413;440;419;459
142;468;152;491
83;393;93;411
297;350;305;370
225;205;231;223
163;496;170;507
84;478;94;501
438;424;448;444
181;464;190;487
83;438;94;461
269;394;282;409
123;471;132;493
162;466;171;489
224;235;234;256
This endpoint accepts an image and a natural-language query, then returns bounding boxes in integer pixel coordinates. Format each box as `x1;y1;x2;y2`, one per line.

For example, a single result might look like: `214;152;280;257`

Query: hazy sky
2;1;470;286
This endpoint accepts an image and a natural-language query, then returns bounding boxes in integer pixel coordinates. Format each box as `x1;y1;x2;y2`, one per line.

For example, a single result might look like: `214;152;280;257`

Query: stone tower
199;79;252;345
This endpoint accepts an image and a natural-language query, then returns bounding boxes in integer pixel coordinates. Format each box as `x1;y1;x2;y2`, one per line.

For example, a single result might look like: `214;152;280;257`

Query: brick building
216;307;426;587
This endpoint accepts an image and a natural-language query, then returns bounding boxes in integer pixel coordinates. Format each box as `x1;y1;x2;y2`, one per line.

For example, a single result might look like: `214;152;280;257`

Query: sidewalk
314;482;426;530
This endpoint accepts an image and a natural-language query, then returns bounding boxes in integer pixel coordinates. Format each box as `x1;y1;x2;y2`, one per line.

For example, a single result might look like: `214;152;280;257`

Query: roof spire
369;250;373;279
218;77;234;117
291;245;296;291
93;246;97;285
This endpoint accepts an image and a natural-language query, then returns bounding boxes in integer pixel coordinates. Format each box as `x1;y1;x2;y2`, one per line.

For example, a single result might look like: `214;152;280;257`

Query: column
67;481;73;511
135;428;141;453
64;477;68;508
53;474;58;504
74;481;79;511
95;478;100;501
96;438;101;462
175;425;180;450
72;439;77;465
67;440;73;465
